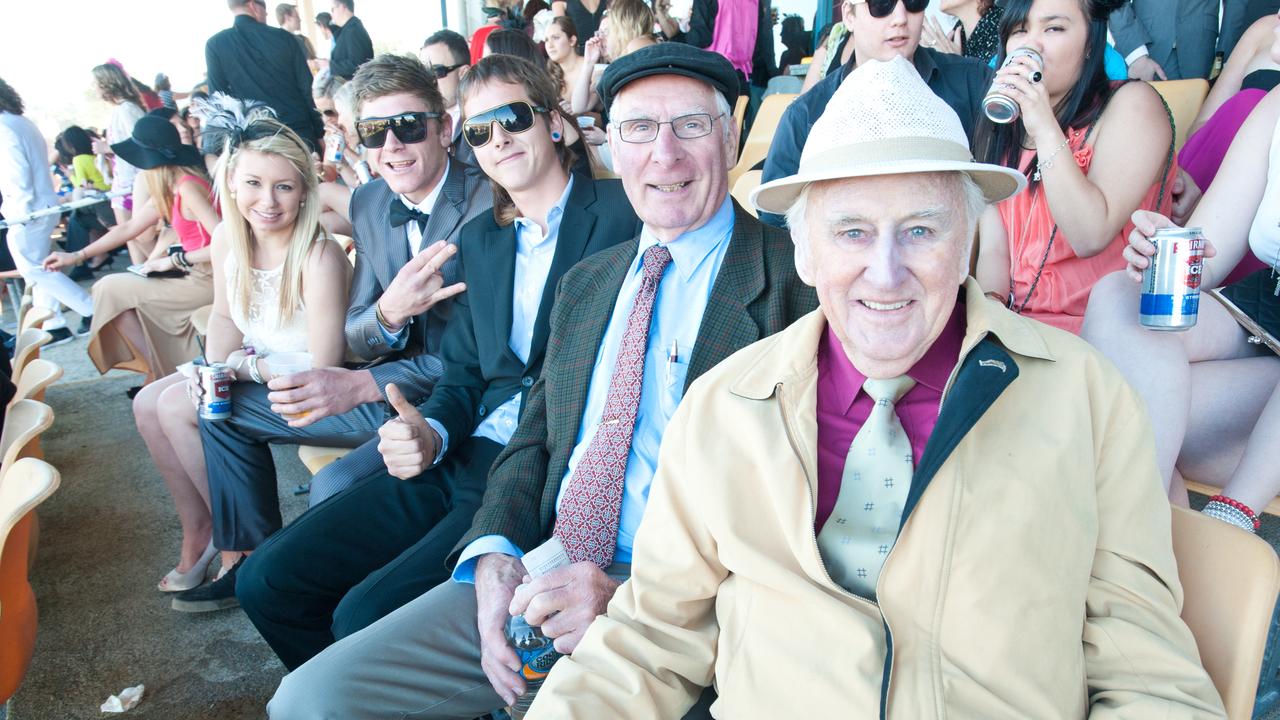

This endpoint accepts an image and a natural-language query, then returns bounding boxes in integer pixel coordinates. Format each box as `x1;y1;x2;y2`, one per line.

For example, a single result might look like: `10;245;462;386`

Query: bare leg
156;381;244;572
110;309;159;383
1082;273;1262;488
1225;381;1280;513
133;373;211;573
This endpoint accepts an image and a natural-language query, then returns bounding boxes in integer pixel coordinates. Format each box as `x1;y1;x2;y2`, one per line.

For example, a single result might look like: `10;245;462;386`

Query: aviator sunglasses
850;0;928;18
462;101;549;148
356;111;441;149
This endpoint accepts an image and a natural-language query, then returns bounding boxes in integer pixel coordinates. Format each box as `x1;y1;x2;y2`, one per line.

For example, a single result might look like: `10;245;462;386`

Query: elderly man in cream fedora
522;57;1225;719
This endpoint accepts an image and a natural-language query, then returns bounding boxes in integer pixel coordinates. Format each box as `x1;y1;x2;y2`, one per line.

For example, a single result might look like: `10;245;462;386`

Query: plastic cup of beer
266;352;313;419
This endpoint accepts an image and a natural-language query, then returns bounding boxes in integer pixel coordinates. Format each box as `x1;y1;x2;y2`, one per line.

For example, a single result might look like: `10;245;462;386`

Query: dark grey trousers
199;382;391;551
267;564;717;719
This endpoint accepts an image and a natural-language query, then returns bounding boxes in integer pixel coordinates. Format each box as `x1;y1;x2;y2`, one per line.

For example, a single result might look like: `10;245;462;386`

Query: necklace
1007;187;1058;314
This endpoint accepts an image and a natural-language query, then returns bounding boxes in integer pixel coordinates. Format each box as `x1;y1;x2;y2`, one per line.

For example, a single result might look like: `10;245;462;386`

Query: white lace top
224;253;309;356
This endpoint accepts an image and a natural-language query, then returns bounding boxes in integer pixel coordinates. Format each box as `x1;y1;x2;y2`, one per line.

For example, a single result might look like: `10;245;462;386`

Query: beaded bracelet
1208;494;1260;530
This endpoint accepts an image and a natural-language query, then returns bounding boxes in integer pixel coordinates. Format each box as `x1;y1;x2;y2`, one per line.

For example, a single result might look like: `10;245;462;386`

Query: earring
300;200;306;207
551;131;562;142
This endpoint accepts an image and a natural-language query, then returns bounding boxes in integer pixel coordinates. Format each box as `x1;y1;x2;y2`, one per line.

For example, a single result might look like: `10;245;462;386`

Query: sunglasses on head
462;101;549;148
429;62;467;79
850;0;927;18
356;111;440;149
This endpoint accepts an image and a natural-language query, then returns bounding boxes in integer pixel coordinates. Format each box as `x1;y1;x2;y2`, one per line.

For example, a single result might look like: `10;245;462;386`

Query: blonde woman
45;115;218;387
131;109;351;609
90;64;147;243
571;0;656;114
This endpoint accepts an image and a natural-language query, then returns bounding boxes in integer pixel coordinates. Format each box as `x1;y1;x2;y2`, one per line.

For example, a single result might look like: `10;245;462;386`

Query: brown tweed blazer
449;202;818;564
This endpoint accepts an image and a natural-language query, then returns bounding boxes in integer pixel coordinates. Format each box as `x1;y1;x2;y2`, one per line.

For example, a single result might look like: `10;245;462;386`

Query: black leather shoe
171;557;242;613
44;328;74;347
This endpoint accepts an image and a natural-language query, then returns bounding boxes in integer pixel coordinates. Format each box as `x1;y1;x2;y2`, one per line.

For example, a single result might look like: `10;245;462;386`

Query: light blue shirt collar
635;193;734;283
512;174;575;247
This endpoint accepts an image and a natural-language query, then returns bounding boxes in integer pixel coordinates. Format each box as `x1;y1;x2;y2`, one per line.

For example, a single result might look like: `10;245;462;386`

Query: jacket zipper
938;331;989;413
775;383;892;710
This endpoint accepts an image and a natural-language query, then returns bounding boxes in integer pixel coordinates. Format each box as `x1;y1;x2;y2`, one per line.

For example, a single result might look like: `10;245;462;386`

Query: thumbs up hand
377;383;441;479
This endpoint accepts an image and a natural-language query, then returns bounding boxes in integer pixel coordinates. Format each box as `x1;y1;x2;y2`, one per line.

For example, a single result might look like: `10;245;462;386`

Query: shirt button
478;404;487;416
521;376;534;388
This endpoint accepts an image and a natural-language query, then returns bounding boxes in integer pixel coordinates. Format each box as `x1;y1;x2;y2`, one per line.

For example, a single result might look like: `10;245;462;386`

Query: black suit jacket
450;203;818;563
345;161;493;403
421;175;641;447
330;16;374;80
205;15;324;148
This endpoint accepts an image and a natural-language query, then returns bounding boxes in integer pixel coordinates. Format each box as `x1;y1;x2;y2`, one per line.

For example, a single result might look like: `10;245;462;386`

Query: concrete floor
7;277;310;719
6;269;1280;718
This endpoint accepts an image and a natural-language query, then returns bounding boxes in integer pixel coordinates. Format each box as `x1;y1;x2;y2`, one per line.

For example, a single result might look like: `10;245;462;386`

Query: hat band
134;137;179;160
797;136;974;177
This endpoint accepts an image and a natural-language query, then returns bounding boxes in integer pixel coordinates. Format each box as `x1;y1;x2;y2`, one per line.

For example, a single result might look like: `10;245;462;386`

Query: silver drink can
983;47;1044;124
1140;227;1207;330
197;361;233;420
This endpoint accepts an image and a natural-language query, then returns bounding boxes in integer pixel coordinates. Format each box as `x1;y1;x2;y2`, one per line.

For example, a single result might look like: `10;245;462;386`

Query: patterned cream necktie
817;375;917;600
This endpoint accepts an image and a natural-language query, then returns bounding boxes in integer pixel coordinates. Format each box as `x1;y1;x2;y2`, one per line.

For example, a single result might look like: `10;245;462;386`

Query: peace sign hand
376;240;466;330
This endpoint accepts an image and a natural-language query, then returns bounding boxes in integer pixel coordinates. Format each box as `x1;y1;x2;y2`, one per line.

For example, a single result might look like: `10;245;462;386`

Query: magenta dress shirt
814;304;965;533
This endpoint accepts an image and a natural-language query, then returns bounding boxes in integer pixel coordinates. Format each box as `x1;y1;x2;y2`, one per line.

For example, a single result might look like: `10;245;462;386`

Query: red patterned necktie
554;244;673;568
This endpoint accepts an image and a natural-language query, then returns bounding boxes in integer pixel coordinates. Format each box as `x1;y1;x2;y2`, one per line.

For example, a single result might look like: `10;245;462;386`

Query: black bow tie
389;200;430;232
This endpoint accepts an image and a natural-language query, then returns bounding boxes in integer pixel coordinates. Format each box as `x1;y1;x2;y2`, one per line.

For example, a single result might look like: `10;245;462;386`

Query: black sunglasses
852;0;927;18
462;101;549;148
429;62;467;79
356;111;441;149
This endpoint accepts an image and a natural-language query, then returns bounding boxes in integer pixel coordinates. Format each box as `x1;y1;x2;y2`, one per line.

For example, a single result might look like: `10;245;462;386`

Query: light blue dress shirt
453;195;735;582
425;177;574;458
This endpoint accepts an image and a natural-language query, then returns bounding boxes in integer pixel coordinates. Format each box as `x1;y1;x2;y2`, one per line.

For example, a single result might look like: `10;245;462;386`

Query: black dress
562;0;607;53
960;6;1003;65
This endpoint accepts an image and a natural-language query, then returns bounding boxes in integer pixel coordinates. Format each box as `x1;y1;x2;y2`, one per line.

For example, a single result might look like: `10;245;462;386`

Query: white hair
785;172;988;284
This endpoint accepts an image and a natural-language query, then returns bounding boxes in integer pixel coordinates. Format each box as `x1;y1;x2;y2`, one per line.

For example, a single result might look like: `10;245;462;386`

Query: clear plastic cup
265;352;313;419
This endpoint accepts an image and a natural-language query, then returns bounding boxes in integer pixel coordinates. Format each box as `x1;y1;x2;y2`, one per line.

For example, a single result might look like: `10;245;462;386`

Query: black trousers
236;436;503;671
199;382;391;551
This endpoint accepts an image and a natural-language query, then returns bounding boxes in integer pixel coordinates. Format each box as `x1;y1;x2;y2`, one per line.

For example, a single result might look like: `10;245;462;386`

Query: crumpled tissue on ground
100;684;145;713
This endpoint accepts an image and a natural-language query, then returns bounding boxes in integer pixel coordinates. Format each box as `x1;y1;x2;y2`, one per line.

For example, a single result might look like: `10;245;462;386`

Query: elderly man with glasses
521;57;1226;718
264;44;816;720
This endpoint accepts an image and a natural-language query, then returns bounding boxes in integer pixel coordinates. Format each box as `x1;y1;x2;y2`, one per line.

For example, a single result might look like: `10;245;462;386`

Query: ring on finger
1030;71;1043;83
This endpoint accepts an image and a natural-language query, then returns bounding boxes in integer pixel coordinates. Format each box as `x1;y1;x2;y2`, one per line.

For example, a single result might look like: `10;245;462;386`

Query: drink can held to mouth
196;360;233;421
983;47;1044;124
1140;227;1206;331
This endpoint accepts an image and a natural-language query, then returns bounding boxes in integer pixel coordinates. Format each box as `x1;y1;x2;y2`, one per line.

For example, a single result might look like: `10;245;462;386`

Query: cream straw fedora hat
751;56;1026;216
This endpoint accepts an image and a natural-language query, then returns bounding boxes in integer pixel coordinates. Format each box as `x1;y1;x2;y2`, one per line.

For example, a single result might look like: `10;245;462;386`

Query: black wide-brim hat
111;114;202;170
598;43;739;113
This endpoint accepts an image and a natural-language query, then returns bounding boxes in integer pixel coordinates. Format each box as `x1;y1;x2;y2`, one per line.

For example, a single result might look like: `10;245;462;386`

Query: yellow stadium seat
731;170;763;218
730;93;798;188
298;445;353;475
1172;505;1280;719
1150;79;1210;152
11;359;62;407
10;329;50;384
0;458;60;706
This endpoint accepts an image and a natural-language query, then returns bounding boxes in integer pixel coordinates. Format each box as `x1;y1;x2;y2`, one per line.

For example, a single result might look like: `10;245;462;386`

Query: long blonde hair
606;0;657;61
212;119;322;325
142;165;209;224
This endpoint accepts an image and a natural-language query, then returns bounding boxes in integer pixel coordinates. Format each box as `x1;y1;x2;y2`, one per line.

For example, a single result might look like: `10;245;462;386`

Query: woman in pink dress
973;0;1175;335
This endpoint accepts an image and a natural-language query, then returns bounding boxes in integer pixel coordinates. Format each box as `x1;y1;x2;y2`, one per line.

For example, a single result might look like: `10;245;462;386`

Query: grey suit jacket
344;161;493;402
1109;0;1221;80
